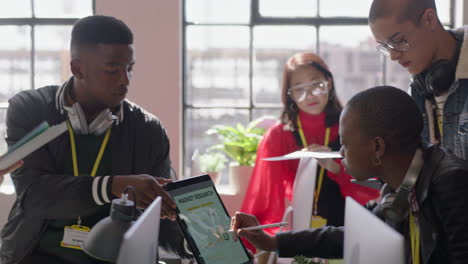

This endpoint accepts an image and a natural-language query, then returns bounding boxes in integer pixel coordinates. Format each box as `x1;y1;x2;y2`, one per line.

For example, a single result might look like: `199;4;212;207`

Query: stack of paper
263;150;342;161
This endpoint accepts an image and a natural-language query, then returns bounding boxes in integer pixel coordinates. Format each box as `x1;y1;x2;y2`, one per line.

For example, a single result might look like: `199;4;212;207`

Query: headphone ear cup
379;192;398;221
378;150;421;226
425;60;455;96
88;109;116;136
376;183;410;225
66;103;115;135
66;103;89;134
411;73;432;99
379;190;411;225
372;184;393;220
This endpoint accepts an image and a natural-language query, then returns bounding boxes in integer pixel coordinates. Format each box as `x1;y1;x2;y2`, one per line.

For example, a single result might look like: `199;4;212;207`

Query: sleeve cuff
92;176;113;205
326;159;345;178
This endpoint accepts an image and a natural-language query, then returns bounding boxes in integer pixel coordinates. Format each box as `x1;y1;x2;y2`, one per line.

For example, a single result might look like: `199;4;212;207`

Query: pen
228;222;288;232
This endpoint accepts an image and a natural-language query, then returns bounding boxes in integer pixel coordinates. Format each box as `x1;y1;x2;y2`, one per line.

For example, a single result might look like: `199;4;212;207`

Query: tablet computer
164;174;252;264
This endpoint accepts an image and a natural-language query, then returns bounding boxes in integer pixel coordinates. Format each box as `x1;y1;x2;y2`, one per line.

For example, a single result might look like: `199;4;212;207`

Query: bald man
369;0;468;161
231;87;468;264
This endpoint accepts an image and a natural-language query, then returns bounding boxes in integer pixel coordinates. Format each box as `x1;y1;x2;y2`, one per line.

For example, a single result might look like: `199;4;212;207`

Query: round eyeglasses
287;80;328;102
376;39;410;57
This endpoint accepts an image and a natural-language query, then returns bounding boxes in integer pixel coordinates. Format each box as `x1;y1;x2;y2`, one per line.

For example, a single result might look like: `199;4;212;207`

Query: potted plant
199;152;228;185
206;117;271;195
291;256;322;264
292;256;340;264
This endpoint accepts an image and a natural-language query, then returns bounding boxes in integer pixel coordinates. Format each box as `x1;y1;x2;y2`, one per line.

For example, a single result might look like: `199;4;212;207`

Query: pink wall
95;0;182;177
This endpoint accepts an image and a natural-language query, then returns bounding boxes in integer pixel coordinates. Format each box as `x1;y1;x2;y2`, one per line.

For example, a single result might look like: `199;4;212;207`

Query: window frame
0;0;96;109
182;0;454;176
0;0;95;193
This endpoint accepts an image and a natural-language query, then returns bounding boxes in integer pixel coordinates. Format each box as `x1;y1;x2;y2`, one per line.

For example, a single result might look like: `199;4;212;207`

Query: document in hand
344;197;404;264
263;150;342;161
0;121;67;170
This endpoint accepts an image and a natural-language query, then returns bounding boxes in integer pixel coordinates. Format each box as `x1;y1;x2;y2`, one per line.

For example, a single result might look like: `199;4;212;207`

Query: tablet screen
165;175;251;264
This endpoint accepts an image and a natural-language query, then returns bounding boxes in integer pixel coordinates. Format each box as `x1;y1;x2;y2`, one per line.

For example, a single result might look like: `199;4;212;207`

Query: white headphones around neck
64;103;116;136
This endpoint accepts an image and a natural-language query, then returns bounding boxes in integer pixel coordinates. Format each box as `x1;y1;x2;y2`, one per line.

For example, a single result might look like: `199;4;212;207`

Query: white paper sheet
263;150;342;161
345;197;404;264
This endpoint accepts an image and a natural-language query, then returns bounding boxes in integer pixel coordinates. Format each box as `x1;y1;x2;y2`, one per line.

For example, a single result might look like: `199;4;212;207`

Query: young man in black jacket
231;86;468;264
1;15;186;264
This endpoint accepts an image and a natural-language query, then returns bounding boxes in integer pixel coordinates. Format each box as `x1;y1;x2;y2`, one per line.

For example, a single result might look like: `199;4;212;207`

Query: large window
184;0;453;180
0;0;94;193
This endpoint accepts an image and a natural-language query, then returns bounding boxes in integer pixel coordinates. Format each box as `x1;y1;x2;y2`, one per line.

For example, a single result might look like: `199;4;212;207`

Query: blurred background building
0;0;454;186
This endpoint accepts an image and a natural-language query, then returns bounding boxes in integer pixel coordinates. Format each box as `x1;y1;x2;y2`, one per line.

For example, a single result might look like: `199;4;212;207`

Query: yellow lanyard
436;115;443;140
297;116;330;215
433;103;443;141
410;211;420;264
66;120;111;177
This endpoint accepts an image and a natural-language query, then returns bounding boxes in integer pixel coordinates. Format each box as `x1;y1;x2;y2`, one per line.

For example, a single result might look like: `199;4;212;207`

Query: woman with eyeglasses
240;52;379;252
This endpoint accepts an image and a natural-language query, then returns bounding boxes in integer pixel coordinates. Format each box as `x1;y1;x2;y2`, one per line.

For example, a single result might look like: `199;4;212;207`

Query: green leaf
199;152;228;173
291;256;322;264
205;118;269;166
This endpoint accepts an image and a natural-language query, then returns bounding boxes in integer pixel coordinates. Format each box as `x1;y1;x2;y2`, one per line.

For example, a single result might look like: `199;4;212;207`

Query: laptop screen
117;197;161;264
344;197;404;264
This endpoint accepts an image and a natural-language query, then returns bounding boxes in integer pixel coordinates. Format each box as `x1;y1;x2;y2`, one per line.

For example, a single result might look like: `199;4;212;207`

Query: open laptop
344;197;404;264
117;196;162;264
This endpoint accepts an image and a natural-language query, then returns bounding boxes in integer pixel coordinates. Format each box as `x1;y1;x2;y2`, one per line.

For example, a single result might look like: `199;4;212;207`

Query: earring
374;157;382;165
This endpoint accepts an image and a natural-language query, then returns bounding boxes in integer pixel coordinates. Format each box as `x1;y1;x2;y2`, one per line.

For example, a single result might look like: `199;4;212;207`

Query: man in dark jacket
1;15;187;264
369;0;468;160
231;86;468;264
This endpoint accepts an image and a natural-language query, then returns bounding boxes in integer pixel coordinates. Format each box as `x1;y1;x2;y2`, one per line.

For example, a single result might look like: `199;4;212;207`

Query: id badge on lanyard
297;117;331;229
61;221;90;250
61;121;111;250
